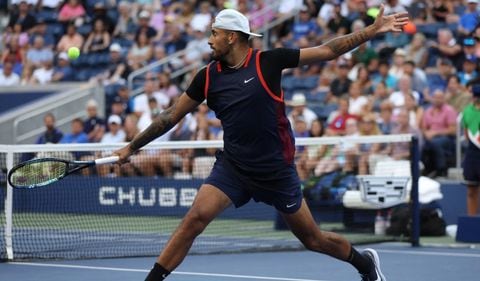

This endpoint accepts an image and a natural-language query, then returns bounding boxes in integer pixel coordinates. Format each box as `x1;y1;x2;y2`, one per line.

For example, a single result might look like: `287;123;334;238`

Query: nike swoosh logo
244;77;255;84
286;203;297;208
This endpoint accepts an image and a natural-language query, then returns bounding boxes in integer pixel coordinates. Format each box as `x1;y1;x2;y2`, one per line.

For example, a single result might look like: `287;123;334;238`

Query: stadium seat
37;10;58;23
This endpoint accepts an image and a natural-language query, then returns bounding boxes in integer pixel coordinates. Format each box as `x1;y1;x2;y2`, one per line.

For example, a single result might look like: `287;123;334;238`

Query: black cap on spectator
472;84;480;97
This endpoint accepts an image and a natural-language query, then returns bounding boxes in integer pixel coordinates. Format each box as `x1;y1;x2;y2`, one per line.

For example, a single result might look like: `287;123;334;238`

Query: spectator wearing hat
97;114;126;177
136;10;157;41
329;61;352;100
51;52;73;82
95;43;129;85
110;96;128;122
287;93;318;130
421;89;457;178
83;18;111;54
461;37;478;64
458;57;478;86
102;115;126;143
462;84;480;215
459;0;480;36
83;99;105;143
56;22;84;53
326;2;350;36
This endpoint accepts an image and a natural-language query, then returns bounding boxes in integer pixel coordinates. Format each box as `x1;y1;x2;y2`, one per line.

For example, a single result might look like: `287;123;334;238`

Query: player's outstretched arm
298;4;409;66
114;93;200;162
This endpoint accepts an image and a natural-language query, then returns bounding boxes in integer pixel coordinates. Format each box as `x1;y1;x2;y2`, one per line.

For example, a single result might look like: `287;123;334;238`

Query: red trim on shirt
204;63;211;99
255;51;283;102
216;62;222;72
243;48;253;68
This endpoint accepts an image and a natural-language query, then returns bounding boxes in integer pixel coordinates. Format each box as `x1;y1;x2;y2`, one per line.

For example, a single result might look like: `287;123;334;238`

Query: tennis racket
7;156;119;189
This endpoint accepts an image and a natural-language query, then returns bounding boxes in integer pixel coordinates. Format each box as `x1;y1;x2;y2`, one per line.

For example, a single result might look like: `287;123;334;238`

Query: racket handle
95;156;120;165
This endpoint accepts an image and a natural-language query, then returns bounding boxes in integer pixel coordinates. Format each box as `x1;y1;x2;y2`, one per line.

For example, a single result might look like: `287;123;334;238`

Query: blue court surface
1;242;479;281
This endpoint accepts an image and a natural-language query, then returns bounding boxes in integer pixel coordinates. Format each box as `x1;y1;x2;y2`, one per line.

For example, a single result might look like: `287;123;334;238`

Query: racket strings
10;161;68;188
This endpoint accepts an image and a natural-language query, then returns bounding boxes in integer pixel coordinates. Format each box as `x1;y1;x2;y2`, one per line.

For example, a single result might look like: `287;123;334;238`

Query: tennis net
0;135;419;260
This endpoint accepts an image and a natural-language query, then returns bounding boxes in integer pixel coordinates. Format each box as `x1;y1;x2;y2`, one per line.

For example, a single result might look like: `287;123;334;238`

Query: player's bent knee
181;209;212;236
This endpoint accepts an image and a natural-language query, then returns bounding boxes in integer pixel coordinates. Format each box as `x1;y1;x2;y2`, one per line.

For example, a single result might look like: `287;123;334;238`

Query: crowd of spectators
2;0;480;180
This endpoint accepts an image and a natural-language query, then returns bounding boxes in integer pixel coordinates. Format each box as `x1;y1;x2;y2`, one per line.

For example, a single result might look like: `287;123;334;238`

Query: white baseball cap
108;115;122;125
212;9;262;38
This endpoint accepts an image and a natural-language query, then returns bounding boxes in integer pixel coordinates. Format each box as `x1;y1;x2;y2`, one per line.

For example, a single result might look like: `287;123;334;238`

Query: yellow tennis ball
67;47;80;60
367;7;380;18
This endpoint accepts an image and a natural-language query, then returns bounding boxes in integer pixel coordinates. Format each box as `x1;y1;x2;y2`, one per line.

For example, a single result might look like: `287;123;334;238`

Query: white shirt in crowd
0;71;20;86
349;96;369;116
133;92;170;114
32;67;54;84
101;129;126;144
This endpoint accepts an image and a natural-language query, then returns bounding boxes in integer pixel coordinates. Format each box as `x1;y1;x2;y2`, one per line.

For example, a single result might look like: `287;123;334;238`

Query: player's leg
145;184;232;280
281;199;385;281
466;185;479;216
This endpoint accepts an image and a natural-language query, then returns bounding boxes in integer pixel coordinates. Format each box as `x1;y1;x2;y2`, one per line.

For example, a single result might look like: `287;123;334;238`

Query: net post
410;135;420;247
5;150;14;260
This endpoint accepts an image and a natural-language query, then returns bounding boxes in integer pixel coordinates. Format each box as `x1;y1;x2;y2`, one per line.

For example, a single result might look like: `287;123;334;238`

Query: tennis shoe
360;248;386;281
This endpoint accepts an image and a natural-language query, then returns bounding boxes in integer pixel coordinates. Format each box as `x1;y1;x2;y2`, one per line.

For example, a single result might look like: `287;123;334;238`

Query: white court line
376;249;480;258
8;262;330;281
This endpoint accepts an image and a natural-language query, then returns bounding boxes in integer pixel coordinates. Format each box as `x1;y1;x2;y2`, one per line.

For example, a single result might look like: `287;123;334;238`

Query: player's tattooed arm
128;94;200;152
298;4;408;66
323;27;375;58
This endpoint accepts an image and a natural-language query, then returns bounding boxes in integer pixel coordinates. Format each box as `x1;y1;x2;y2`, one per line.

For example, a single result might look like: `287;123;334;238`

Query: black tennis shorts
205;151;303;214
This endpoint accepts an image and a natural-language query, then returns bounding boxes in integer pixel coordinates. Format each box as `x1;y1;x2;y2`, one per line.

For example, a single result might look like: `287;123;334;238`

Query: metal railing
9;83;104;144
456;113;464;169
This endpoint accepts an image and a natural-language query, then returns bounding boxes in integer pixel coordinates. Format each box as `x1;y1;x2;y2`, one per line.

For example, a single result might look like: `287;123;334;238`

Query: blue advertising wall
10;176;276;220
0;91;56;114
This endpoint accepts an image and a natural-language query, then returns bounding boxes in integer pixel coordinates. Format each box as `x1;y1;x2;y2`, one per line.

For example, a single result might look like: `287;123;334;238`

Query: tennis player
114;5;408;281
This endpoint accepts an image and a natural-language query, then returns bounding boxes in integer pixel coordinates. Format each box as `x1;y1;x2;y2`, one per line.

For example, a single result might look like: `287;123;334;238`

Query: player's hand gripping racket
7;156;119;189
